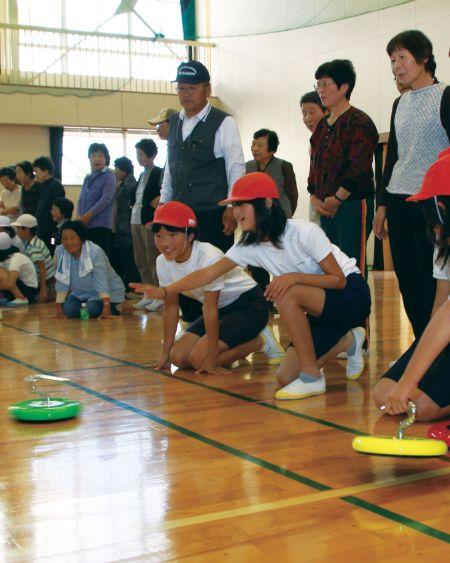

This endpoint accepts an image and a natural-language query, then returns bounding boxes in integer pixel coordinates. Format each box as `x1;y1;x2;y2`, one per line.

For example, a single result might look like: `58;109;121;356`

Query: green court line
1;349;449;545
2;322;368;436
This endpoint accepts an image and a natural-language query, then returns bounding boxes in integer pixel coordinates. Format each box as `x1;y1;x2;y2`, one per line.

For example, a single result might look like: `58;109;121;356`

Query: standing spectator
12;214;55;303
111;156;139;292
300;91;327;133
300;91;327;224
308;59;379;276
130;139;163;311
77;143;115;254
160;60;245;253
373;30;450;338
16;161;40;215
246;129;298;217
0;167;21;221
32;156;65;252
148;108;178;141
50;197;74;247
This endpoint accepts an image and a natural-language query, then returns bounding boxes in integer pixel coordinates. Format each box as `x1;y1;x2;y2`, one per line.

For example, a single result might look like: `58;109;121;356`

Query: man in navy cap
159;60;245;252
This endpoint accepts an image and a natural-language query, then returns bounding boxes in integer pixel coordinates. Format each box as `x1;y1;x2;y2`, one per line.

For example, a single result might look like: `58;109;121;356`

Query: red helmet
219;172;280;205
152;201;197;228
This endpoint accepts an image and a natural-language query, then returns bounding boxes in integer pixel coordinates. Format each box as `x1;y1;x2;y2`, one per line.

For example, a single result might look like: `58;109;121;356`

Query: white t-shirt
433;245;450;281
157;240;256;308
226;219;359;277
1;252;38;288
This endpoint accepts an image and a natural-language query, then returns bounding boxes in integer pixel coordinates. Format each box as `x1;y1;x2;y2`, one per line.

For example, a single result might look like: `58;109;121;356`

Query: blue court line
1;349;449;544
2;322;368;436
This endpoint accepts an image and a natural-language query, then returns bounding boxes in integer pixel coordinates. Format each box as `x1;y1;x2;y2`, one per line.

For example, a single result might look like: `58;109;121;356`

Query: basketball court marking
2;349;450;544
2;322;369;436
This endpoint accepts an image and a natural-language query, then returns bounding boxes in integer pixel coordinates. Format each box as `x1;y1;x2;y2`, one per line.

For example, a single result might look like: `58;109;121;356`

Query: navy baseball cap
174;61;210;84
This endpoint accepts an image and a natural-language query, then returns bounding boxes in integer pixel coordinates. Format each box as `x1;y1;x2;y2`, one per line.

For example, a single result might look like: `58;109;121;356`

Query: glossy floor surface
1;272;449;562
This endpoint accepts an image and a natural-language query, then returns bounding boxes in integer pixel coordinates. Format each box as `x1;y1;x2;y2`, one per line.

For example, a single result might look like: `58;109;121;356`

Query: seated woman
0;232;38;306
55;220;125;319
132;201;283;374
132;173;371;398
374;148;450;421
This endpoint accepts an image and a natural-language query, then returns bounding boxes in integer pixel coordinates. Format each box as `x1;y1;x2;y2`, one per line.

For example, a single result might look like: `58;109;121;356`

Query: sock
298;371;322;383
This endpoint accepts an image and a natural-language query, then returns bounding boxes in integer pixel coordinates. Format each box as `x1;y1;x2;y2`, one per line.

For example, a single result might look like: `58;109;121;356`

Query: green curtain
180;0;196;41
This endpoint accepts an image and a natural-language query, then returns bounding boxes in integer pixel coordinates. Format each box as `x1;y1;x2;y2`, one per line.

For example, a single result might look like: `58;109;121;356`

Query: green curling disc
9;397;82;422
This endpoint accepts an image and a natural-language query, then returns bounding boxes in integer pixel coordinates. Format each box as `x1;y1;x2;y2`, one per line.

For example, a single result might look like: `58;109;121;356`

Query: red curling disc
427;421;450;446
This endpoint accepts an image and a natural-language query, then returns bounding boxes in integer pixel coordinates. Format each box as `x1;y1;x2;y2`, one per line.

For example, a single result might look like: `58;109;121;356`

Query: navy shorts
186;286;269;349
307;273;371;358
381;341;450;408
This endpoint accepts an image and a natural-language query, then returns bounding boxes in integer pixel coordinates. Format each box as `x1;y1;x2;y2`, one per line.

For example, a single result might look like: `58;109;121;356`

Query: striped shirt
24;236;55;280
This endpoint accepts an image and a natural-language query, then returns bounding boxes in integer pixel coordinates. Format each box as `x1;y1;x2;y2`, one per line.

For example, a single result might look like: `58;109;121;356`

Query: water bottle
80;303;89;321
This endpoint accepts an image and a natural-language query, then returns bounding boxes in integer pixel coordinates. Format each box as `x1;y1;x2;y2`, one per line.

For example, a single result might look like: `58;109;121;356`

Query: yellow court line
157;466;450;532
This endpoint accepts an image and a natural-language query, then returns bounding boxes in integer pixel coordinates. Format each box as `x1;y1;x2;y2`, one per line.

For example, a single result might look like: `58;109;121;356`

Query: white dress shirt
160;103;245;203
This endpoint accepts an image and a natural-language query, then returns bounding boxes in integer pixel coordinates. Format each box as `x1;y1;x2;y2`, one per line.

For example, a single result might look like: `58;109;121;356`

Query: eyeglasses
155;121;168;130
314;80;335;91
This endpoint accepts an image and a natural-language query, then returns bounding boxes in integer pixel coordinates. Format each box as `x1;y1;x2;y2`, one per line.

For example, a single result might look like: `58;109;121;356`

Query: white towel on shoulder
55;240;94;285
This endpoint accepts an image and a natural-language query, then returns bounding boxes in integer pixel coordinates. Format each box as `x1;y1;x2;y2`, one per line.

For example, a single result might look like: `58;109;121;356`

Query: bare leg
189;335;263;370
275;285;326;379
277;332;352;386
170;332;201;368
218;336;262;366
316;332;352;368
0;269;25;300
276;347;299;386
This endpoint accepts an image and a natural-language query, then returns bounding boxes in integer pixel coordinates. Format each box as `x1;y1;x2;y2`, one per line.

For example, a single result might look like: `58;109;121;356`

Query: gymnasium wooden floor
1;272;449;562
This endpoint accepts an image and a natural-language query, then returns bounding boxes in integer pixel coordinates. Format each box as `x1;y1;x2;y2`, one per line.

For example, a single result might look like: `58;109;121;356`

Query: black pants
386;193;435;338
179;207;234;322
195;208;234;253
109;238;141;291
87;227;112;254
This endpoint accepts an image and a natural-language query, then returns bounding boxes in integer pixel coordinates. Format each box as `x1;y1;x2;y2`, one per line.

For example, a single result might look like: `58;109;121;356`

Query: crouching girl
133;173;371;398
132;201;283;375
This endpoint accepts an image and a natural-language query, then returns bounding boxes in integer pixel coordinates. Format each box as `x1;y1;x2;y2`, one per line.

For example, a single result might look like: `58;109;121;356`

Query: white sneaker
144;299;164;312
346;327;366;380
337;351;347;359
260;325;285;365
6;298;28;307
133;297;153;310
388;360;397;369
275;370;326;400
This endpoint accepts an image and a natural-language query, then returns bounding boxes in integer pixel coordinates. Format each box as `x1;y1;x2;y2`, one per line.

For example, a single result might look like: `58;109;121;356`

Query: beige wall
0;88;181;129
0;124;50;167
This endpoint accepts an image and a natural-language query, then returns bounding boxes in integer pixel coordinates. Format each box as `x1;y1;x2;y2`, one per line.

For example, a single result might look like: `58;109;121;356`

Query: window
62;127;167;185
16;0;184;83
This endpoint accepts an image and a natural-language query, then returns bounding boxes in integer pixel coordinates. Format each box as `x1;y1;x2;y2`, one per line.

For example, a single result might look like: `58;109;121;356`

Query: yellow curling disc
352;435;448;457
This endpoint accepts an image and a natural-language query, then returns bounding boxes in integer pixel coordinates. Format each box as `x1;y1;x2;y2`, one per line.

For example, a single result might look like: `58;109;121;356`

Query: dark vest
168;106;229;211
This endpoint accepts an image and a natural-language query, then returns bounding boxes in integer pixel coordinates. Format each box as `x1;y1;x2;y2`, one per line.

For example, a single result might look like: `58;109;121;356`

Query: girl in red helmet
133;173;371;399
132;200;284;375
